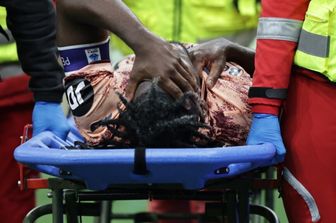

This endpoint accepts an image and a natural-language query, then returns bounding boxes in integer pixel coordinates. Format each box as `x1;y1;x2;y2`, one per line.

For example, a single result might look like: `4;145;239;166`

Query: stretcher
14;125;280;223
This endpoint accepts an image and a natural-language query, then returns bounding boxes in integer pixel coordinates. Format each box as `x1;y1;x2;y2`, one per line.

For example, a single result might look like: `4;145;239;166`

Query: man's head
88;44;212;148
91;80;211;148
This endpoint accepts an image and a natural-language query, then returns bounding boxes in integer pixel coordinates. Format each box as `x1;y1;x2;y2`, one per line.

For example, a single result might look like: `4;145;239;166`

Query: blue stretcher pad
14;131;276;190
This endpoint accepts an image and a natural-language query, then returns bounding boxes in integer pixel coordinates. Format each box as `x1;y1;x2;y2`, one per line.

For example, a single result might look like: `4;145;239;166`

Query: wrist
128;28;162;54
33;91;63;103
251;104;280;116
35;101;60;106
253;113;277;118
226;42;240;61
227;43;255;74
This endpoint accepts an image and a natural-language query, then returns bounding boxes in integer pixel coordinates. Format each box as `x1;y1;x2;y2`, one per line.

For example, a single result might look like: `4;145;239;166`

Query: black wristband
248;87;287;99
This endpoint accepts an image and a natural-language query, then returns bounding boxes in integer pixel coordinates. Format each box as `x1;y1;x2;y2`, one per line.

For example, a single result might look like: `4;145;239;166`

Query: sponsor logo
65;79;94;116
85;47;101;64
228;67;241;76
61;56;71;66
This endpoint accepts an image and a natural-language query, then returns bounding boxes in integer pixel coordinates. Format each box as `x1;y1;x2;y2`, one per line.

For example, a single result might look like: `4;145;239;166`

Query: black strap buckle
248;87;287;99
133;147;149;175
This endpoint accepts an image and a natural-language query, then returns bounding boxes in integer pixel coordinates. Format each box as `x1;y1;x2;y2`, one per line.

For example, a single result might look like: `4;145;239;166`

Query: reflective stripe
0;28;15;45
0;33;8;44
257;17;303;42
297;29;330;58
0;34;14;45
283;168;320;222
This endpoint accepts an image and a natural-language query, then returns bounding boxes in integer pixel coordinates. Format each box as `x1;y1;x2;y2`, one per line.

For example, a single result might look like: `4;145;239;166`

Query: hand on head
188;38;255;88
126;39;199;100
188;38;234;89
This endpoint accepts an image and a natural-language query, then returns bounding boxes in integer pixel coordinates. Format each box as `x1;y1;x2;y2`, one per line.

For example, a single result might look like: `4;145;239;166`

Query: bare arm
57;0;198;99
57;0;153;49
189;38;255;88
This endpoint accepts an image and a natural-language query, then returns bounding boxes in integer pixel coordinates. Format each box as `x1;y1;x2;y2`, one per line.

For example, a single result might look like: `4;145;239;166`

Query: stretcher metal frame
16;125;281;223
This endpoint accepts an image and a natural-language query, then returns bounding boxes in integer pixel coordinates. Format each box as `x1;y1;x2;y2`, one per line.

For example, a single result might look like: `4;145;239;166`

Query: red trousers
281;69;336;223
0;75;36;223
149;200;204;223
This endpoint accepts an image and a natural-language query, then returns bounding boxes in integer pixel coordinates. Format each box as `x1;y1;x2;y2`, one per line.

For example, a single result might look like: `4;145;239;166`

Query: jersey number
67;81;85;110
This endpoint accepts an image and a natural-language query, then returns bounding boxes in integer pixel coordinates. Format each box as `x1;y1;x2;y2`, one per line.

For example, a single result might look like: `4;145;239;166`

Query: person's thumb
206;59;226;89
192;59;205;79
125;78;137;101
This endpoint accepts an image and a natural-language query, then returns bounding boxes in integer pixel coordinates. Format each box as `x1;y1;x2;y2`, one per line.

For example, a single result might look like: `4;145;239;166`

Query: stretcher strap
133;147;149;175
283;167;320;222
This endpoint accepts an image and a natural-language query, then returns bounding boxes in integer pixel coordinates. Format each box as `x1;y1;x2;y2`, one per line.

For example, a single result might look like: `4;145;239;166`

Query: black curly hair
86;80;213;149
71;43;215;149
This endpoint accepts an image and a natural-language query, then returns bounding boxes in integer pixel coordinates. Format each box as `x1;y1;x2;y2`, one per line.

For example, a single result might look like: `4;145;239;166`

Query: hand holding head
188;38;255;88
188;38;233;89
125;39;199;100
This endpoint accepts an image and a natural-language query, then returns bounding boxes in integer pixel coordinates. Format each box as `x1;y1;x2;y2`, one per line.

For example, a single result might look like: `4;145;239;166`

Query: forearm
249;0;310;115
228;42;255;75
58;0;161;53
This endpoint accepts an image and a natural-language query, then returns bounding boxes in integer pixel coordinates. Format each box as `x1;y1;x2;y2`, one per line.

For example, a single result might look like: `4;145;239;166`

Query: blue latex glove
246;113;286;164
33;101;70;140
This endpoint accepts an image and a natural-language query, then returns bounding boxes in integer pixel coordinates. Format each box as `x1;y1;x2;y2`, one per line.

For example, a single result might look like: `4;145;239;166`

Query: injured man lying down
57;0;254;149
61;42;252;148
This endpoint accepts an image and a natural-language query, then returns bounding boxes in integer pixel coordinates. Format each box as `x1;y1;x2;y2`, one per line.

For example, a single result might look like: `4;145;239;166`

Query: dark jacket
1;0;64;102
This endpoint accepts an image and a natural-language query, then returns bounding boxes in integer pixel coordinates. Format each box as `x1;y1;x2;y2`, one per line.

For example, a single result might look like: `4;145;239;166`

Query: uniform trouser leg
0;75;36;223
148;200;204;223
281;70;336;223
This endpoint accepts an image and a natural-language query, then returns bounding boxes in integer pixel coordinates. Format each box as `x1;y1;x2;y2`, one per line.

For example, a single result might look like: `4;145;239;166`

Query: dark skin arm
188;38;255;88
56;0;198;99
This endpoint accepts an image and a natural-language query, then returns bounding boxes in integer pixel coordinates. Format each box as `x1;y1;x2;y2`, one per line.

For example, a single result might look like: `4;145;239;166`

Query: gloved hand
246;113;286;164
33;101;70;140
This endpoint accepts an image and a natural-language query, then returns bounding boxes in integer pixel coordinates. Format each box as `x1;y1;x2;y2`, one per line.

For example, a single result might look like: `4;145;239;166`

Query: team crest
85;47;101;64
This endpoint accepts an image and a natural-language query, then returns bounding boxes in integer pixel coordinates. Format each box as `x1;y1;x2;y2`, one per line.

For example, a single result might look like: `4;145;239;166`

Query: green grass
35;188;147;223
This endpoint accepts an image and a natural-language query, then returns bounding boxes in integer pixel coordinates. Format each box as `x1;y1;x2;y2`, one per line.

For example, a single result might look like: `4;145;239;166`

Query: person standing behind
0;1;70;222
110;0;260;59
246;0;336;222
0;0;70;138
0;7;36;223
0;7;21;76
190;0;336;221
